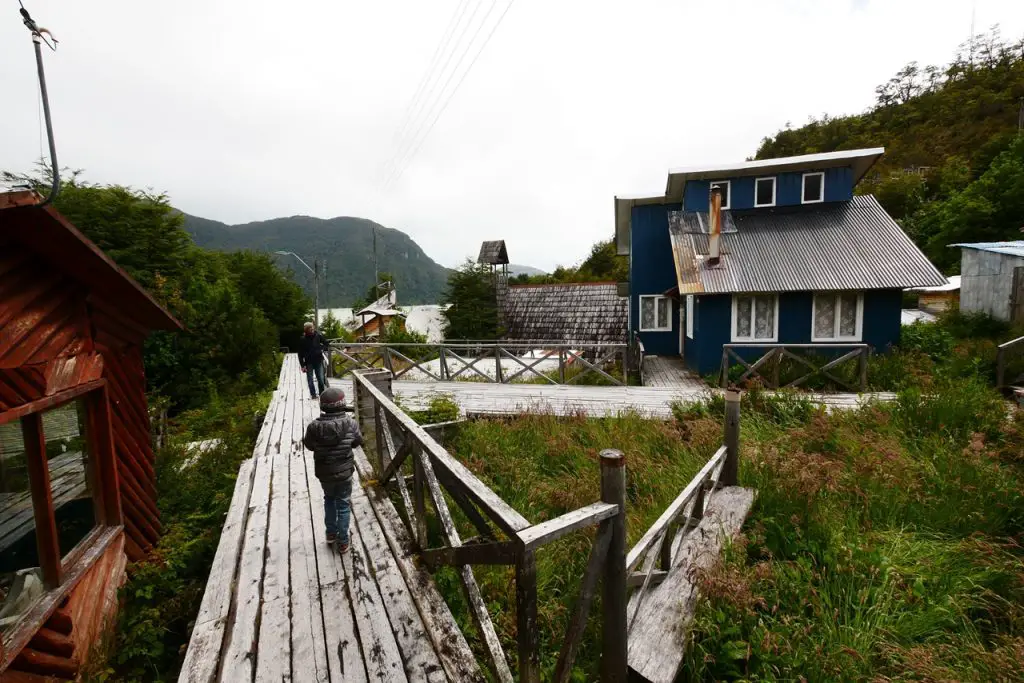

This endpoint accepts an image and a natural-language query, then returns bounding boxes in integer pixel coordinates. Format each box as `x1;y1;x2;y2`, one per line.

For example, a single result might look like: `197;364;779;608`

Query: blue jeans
306;363;326;398
321;477;352;545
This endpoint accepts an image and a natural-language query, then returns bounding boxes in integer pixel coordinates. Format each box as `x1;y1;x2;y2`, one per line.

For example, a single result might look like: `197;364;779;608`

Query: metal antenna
20;4;60;206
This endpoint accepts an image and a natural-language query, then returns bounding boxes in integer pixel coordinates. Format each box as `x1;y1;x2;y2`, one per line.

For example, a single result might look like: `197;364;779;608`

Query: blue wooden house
614;148;946;376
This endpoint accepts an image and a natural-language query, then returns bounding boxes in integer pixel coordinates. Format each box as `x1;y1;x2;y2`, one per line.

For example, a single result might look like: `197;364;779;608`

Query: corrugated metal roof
951;241;1024;258
669;195;946;294
478;240;509;265
503;282;626;344
909;275;961;293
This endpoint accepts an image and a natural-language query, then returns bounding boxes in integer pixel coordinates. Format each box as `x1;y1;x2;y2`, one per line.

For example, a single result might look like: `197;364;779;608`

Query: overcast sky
3;1;1022;271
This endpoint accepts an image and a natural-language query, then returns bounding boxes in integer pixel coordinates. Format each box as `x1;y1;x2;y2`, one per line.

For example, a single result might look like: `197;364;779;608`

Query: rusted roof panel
503;282;626;344
668;195;946;294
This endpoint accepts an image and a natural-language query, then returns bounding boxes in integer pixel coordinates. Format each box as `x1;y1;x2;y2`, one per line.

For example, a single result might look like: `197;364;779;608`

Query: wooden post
720;348;729;388
412;445;428;548
659;522;673;570
22;413;62;588
771;348;781;388
599;449;627;683
494;346;504;384
87;389;122;526
858;346;868;391
515;550;540;683
558;348;566;384
721;389;740;487
996;347;1006;389
439;346;449;381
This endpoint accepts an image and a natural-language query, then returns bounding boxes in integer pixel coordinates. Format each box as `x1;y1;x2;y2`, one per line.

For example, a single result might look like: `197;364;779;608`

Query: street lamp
275;250;320;329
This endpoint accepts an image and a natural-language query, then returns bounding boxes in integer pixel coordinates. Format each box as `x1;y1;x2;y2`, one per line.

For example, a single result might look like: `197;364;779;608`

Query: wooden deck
330;378;894;419
179;355;483;683
640;356;705;390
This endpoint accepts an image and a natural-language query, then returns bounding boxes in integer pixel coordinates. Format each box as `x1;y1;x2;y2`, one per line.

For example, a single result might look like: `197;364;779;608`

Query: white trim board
708;180;731;210
811;291;864;342
802;172;825;204
730;293;779;342
754;176;776;207
639;295;672;332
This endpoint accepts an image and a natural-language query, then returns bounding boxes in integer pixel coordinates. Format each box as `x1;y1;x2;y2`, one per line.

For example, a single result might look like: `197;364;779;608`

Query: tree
442;261;501;340
351;272;394;310
223;250;311;351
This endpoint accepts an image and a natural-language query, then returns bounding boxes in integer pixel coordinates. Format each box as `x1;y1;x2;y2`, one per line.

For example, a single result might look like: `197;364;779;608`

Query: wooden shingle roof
503;282;626;344
477;240;509;265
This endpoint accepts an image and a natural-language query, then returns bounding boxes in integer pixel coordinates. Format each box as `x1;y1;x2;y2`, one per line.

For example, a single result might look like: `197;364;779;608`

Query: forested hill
755;29;1024;272
183;213;451;306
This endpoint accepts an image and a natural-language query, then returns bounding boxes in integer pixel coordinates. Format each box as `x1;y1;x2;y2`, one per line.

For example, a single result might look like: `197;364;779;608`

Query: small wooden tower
478;241;510;333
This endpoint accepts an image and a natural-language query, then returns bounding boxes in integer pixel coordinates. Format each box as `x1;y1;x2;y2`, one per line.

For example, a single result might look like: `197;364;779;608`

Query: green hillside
183;213;451;306
755;29;1024;271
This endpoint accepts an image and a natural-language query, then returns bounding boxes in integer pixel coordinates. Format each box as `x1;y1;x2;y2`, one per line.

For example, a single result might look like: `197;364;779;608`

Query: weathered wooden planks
626;487;757;683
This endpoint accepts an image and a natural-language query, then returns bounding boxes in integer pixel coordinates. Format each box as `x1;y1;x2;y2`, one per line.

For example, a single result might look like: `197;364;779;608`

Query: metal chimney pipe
708;185;723;266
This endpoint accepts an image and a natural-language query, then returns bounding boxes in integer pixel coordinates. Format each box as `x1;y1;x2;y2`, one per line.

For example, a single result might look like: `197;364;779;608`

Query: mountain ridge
182;212;451;306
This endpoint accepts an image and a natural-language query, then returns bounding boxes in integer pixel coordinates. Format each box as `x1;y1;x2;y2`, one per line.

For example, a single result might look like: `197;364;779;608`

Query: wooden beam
515;502;618;552
22;413;62;588
515;550;539;683
600;449;628;683
421;541;518;568
627;570;667;588
0;379;105;427
553;521;612;683
87;388;122;526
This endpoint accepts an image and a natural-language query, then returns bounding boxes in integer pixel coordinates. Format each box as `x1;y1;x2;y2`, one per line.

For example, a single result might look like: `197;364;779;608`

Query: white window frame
685;295;694;338
730;293;779;342
802;171;825;204
811;291;864;342
639;295;672;332
708;180;731;210
754;176;776;207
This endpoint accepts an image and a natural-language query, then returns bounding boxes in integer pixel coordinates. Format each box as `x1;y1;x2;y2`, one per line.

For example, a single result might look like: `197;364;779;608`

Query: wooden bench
626;486;756;683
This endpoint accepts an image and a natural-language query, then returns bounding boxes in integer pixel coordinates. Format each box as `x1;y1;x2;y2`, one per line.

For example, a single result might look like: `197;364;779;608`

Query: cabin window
709;181;730;210
812;291;863;341
685;295;694;338
731;293;778;342
0;389;112;638
639;295;672;332
802;172;824;204
754;177;776;207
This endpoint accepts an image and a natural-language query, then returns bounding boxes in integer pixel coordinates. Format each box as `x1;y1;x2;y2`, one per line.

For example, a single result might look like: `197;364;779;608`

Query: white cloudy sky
2;1;1021;271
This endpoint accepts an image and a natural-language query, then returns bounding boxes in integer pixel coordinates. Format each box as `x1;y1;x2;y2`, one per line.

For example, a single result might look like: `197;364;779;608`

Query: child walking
302;387;363;553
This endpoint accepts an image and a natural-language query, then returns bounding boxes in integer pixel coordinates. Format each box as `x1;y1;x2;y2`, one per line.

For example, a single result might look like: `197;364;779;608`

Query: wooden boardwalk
329;377;894;419
179;355;483;683
640;356;705;390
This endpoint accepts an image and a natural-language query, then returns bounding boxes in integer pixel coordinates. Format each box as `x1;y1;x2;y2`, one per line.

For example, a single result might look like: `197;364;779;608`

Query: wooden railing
996;335;1024;389
625;391;739;623
351;369;628;683
330;340;628;386
629;331;646;384
720;343;869;392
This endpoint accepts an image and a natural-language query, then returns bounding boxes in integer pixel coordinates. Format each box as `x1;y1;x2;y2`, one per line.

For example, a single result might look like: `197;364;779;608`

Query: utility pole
313;257;320;330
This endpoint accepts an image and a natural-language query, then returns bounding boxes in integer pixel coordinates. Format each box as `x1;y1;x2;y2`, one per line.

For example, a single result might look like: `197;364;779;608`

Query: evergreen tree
442;261;501;340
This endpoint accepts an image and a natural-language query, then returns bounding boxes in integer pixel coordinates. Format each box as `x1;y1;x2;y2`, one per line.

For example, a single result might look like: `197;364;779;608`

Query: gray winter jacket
302;413;364;482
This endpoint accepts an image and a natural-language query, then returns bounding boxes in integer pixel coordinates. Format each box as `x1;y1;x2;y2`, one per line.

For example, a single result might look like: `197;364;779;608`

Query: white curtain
656;298;670;329
641;298;656;329
839;293;858;337
754;295;774;339
814;293;836;338
736;296;752;338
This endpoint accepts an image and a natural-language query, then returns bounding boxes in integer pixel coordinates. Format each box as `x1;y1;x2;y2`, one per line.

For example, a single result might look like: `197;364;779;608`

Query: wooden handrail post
722;389;740;487
599;449;627;683
439;346;449;381
559;348;566;384
495;346;504;384
720;348;728;388
858;346;869;391
516;550;540;683
771;348;781;388
354;370;392;473
996;347;1006;388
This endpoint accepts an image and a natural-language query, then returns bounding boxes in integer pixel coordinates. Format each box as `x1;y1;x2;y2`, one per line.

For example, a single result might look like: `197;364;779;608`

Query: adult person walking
300;321;329;399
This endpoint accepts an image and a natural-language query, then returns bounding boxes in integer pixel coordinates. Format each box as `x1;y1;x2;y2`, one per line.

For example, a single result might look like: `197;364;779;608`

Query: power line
380;0;490;186
385;0;514;189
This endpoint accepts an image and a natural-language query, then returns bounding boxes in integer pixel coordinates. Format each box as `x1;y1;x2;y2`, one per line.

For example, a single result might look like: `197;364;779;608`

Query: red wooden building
0;191;180;680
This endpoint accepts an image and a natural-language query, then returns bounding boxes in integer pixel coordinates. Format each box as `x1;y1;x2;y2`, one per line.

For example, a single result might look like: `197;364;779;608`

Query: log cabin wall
0;237;160;560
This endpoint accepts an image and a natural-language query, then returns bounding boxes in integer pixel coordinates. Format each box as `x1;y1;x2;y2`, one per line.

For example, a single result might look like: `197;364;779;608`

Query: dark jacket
303;413;363;482
300;331;328;368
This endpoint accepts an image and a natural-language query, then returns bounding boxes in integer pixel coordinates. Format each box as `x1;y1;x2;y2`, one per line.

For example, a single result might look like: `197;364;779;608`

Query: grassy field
440;379;1024;681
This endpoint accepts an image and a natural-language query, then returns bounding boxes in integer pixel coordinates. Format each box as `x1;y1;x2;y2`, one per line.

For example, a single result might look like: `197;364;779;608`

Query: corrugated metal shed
503;282;626;344
951;241;1024;258
478;240;509;265
668;195;946;294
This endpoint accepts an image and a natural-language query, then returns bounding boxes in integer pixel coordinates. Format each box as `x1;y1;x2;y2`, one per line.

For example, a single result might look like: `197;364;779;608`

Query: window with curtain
732;293;777;341
639;295;671;332
813;292;862;340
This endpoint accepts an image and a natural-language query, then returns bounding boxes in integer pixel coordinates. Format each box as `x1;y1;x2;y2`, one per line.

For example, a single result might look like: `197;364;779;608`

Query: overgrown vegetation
85;389;272;681
439;377;1022;680
509;239;627;285
756;28;1024;272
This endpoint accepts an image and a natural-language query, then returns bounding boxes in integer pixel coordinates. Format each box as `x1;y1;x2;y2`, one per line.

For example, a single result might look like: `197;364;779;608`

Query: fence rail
331;341;628;386
351;369;628;683
720;343;869;392
996;335;1024;389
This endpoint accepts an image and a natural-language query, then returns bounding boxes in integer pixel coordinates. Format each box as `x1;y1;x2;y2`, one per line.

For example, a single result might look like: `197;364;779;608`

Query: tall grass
440;382;1024;680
